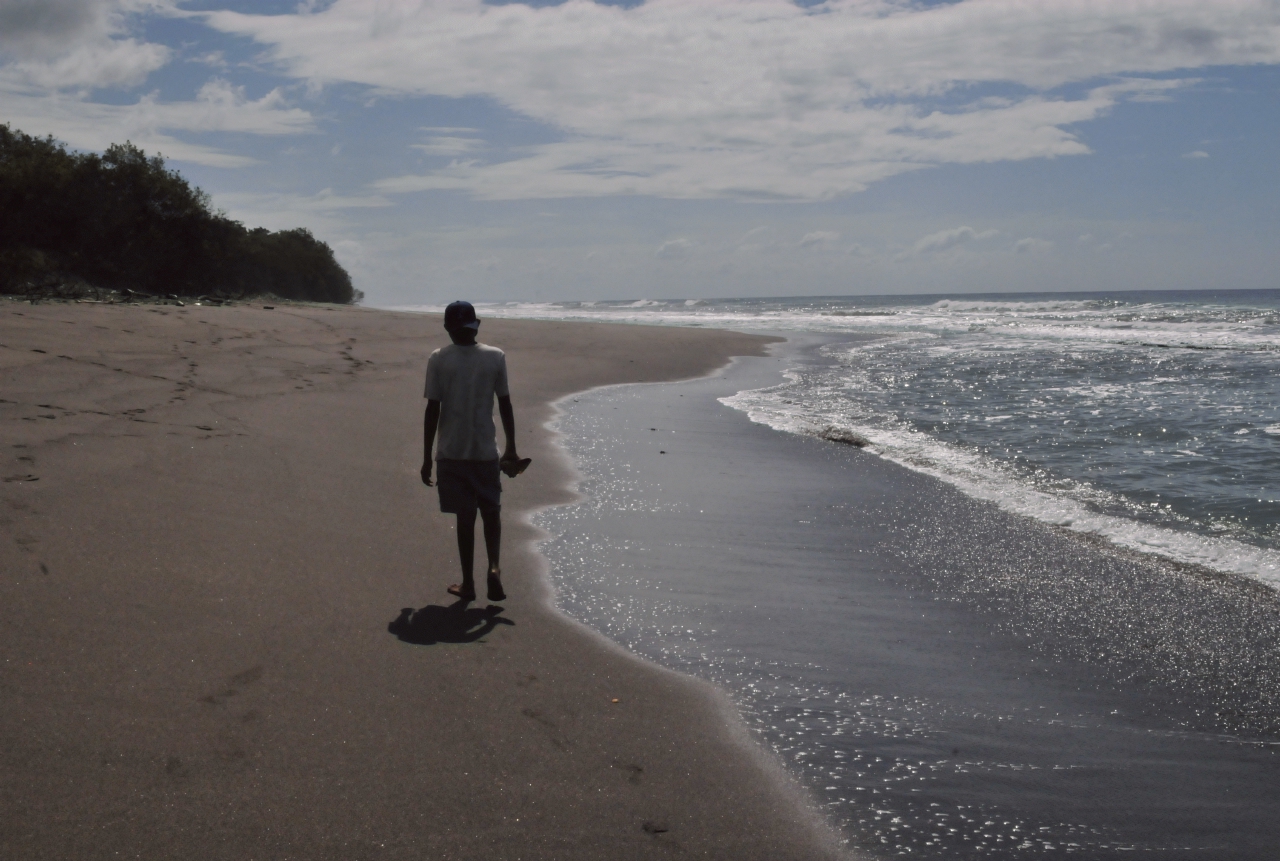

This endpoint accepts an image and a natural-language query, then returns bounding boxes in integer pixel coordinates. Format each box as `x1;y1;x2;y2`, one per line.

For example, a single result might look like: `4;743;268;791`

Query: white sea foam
404;295;1280;353
929;298;1096;313
721;383;1280;589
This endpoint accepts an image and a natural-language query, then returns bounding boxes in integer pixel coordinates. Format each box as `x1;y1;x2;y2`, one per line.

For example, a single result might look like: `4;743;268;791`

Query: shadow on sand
388;600;514;645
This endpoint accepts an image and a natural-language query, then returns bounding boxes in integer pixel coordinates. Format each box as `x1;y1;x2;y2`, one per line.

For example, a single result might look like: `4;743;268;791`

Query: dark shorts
436;459;502;514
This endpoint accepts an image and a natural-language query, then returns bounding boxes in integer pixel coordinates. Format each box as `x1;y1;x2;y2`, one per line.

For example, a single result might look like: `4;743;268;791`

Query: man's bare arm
421;399;440;486
498;395;518;462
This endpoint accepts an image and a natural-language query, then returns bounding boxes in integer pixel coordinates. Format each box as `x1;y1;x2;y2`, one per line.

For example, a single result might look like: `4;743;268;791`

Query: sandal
500;457;532;478
487;571;507;602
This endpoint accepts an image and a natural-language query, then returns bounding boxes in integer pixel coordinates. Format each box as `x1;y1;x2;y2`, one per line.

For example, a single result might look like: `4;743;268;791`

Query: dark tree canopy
0;124;357;304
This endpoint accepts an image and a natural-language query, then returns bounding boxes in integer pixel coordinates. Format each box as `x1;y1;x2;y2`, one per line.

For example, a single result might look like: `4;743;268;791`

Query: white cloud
179;79;312;135
0;2;314;166
656;237;694;259
0;37;169;89
0;0;172;89
0;79;316;166
213;188;393;233
217;187;392;214
735;226;773;253
1014;237;1055;253
908;225;1000;257
1183;149;1210;158
204;0;1280;201
194;50;227;69
411;135;485;156
1;0;124;57
799;230;842;250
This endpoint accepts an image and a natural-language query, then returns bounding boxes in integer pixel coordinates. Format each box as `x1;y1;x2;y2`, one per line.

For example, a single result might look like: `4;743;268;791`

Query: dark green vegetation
0;125;358;304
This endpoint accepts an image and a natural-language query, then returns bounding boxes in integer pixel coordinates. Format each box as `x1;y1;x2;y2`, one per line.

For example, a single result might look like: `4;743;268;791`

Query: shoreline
0;300;853;860
536;341;1280;856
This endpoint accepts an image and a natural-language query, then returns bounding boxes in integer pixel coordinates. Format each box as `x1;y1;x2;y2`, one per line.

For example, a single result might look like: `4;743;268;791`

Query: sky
2;0;1280;306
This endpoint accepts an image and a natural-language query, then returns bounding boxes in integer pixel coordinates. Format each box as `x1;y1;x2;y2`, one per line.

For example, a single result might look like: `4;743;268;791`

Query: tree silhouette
0;124;355;304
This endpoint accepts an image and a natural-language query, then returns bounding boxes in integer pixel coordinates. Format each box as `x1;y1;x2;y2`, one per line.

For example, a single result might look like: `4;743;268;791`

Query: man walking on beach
421;301;528;602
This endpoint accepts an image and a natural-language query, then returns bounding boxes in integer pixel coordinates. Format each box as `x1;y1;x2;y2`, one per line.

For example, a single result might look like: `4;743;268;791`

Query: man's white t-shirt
424;343;509;461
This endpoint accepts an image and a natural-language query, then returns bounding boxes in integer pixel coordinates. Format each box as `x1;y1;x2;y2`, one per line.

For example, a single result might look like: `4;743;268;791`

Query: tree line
0;124;358;304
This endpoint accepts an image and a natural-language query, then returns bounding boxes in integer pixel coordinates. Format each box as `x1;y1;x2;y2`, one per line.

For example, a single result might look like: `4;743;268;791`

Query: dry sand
0;300;851;860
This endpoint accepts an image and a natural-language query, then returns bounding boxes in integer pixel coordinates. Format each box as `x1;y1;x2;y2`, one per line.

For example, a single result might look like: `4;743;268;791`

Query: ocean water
469;290;1280;587
528;358;1280;858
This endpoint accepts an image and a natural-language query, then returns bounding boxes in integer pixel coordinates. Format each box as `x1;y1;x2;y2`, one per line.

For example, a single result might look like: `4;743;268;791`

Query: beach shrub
0;124;355;303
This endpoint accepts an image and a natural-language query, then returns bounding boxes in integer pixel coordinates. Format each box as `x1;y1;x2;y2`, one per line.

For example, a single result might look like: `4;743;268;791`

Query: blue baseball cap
443;300;480;331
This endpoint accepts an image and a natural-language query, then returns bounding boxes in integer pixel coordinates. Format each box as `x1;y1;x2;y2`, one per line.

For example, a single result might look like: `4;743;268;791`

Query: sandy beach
0;300;850;860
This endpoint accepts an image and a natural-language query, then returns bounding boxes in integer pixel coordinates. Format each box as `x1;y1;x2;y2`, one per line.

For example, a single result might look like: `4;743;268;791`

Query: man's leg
480;506;505;600
451;506;478;599
481;507;501;574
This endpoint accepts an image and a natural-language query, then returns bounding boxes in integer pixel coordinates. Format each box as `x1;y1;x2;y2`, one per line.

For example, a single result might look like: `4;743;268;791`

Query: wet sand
0;301;852;860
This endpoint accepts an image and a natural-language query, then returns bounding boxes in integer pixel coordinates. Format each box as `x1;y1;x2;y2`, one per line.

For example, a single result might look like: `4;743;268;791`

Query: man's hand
500;449;531;478
498;395;523;477
420;462;434;486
